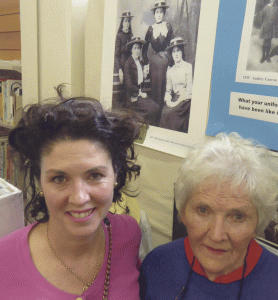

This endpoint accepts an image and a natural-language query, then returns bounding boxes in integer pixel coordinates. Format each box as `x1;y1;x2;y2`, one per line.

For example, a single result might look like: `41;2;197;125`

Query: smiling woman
40;140;116;238
140;132;278;300
0;85;142;299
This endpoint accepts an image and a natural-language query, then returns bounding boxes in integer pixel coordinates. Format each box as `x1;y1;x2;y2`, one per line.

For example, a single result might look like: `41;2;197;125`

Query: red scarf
184;237;262;283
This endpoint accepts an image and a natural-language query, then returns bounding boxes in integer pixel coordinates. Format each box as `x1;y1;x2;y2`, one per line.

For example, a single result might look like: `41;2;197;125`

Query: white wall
20;0;39;105
135;144;184;246
85;0;105;99
20;0;88;104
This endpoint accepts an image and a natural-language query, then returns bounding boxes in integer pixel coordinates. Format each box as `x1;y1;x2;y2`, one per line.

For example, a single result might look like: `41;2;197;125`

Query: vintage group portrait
111;0;202;134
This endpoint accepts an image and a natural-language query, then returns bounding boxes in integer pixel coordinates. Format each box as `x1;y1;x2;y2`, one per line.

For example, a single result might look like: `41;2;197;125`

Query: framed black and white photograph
112;0;201;134
86;0;219;157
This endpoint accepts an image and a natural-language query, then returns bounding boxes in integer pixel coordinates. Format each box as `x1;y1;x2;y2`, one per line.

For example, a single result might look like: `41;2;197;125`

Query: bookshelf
0;79;22;188
0;0;25;236
0;58;22;191
0;123;13;136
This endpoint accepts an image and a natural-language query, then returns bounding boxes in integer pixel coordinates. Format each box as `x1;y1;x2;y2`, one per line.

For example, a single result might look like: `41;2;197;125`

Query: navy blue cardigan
139;238;278;299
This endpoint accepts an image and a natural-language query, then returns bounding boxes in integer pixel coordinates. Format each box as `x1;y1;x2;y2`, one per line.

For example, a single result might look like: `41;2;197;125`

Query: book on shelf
0;137;19;188
0;83;2;122
0;79;22;126
0;177;24;238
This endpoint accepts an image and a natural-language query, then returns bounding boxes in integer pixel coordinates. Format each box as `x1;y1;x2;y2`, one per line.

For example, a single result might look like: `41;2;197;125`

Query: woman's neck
46;220;102;260
132;54;139;61
174;59;184;66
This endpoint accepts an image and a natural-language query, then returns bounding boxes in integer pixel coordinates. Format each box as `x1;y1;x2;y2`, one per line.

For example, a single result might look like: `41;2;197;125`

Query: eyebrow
194;200;253;213
228;208;252;215
45;166;109;174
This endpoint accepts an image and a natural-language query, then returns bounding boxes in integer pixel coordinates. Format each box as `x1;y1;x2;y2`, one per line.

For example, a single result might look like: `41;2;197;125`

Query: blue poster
206;0;278;151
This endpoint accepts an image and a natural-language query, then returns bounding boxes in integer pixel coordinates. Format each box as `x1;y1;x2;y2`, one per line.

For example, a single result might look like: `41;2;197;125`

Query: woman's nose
69;181;90;205
209;216;228;241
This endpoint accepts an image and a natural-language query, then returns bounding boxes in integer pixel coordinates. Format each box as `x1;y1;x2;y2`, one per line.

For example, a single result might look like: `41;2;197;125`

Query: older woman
0;86;141;299
159;37;192;133
140;132;278;299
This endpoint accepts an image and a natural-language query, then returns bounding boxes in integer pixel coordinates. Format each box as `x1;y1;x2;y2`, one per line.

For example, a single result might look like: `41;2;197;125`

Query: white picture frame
86;0;220;157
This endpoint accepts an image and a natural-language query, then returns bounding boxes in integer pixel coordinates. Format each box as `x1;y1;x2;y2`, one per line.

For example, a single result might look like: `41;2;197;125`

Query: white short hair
175;132;278;235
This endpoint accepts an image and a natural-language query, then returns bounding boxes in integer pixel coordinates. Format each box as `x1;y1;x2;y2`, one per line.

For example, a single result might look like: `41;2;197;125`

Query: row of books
0;137;20;188
0;79;22;126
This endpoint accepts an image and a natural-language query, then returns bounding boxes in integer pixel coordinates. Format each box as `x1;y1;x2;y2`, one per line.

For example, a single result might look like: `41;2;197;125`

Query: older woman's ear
180;205;188;227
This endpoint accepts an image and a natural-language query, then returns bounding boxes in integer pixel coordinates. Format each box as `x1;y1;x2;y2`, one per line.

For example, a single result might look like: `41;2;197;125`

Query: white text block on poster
229;92;278;124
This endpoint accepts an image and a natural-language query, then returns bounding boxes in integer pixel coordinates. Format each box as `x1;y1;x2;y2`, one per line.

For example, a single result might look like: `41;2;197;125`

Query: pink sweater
0;213;141;299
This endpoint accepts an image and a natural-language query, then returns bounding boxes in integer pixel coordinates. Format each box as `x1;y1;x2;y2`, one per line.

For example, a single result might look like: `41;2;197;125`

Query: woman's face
181;183;258;281
172;46;183;64
122;17;131;32
131;43;141;60
154;8;165;23
40;139;116;238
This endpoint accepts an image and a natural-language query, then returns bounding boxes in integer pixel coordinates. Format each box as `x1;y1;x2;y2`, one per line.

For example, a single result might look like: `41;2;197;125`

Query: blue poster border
206;0;278;151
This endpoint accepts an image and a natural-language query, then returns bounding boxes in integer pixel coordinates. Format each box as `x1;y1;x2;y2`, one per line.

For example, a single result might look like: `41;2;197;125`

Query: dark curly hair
9;87;141;223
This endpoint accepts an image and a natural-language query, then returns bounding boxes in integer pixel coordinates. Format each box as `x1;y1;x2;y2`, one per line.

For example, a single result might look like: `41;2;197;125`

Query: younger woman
114;11;134;83
124;36;159;125
143;1;174;124
0;88;141;299
159;37;192;133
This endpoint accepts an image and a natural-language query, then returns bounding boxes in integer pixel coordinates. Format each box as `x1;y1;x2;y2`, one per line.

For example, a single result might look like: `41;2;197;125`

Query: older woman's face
40;139;116;238
181;183;258;281
154;8;165;23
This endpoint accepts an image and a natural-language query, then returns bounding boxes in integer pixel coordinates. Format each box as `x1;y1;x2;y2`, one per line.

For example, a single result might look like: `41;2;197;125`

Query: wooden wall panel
0;32;21;49
0;0;20;15
0;50;21;60
0;14;20;32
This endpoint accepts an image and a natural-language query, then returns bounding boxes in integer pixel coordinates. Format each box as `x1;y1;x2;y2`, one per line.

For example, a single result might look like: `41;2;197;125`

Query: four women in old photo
113;1;193;133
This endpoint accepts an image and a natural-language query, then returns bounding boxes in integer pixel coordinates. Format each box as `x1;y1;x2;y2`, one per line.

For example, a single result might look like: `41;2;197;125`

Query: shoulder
166;22;173;30
251;246;278;283
182;60;193;71
117;31;125;39
147;25;153;33
0;224;33;248
167;64;175;74
0;224;34;268
141;238;186;269
124;56;134;69
260;246;278;267
245;247;278;297
107;212;141;241
139;238;187;298
125;55;133;64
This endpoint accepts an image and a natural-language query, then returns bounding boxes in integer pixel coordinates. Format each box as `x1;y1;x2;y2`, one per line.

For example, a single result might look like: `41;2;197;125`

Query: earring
38;190;44;197
114;182;118;188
